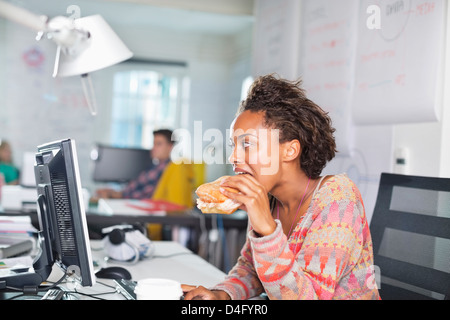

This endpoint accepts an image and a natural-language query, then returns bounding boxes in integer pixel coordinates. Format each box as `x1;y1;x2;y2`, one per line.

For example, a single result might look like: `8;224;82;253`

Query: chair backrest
370;173;450;300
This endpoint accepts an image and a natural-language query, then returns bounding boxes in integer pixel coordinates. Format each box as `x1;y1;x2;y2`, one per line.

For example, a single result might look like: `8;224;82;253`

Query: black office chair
370;173;450;300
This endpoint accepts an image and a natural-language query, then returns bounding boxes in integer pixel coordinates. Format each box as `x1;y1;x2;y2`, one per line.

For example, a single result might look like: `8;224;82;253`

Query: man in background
94;129;175;200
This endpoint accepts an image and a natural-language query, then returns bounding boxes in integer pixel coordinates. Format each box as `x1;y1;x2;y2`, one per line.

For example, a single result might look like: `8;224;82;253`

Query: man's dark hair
153;129;174;145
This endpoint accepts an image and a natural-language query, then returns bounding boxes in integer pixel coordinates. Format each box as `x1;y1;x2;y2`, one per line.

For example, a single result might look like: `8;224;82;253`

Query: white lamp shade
55;15;133;77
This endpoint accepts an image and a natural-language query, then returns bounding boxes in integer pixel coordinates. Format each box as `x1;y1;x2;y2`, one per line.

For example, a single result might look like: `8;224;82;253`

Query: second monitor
91;144;152;183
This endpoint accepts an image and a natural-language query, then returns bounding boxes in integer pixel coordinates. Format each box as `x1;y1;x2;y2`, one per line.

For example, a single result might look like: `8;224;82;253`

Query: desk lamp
0;1;133;115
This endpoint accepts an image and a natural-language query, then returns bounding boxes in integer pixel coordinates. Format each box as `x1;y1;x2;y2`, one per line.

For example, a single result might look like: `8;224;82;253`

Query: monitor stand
0;272;43;290
0;231;51;293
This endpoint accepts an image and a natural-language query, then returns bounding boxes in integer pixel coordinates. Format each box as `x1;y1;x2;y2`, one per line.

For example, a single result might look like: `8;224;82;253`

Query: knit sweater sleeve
248;219;321;299
210;229;265;300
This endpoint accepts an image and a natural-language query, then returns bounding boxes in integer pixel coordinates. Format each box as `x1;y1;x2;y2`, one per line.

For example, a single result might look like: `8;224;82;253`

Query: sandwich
195;176;241;214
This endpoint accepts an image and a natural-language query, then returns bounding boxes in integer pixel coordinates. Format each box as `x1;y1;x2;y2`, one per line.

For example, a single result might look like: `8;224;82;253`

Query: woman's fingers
181;284;196;293
219;174;267;210
182;285;216;300
219;174;276;236
220;174;264;198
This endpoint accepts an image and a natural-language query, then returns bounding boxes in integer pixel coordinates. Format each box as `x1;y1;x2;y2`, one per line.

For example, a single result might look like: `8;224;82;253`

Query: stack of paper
0;216;38;235
0;216;37;258
97;199;177;216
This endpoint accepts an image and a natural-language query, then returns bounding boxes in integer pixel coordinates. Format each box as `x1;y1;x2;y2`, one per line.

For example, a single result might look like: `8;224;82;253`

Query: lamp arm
0;0;47;32
81;74;98;116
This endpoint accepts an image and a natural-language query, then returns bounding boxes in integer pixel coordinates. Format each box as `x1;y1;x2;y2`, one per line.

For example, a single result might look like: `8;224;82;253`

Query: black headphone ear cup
132;223;146;235
109;228;126;245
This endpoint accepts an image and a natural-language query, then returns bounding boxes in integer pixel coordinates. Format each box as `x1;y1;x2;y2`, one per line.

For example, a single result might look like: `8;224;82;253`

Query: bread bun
195;176;241;214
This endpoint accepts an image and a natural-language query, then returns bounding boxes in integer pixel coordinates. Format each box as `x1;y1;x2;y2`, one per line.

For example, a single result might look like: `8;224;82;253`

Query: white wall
392;122;443;177
391;2;450;179
440;27;450;178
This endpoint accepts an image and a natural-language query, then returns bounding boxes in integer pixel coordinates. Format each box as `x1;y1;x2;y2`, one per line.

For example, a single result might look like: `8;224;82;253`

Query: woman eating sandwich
182;74;380;300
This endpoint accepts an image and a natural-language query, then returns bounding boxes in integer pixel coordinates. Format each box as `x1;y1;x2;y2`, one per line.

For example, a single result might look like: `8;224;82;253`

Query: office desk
73;240;227;300
87;207;248;253
86;207;248;231
0;206;248;271
0;206;248;239
94;240;225;285
1;240;226;300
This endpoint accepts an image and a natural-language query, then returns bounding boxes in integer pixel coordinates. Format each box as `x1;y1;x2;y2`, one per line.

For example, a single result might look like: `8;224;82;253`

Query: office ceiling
105;0;255;16
12;0;255;36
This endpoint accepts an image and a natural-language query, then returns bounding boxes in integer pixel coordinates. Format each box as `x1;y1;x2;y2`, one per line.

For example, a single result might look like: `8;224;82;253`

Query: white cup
134;278;182;300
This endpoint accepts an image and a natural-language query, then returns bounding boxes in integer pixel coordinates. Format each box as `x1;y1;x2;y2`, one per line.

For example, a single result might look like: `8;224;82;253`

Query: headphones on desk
102;224;155;263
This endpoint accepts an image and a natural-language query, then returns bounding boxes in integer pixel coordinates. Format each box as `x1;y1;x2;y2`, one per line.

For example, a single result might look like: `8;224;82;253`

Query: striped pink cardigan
212;174;380;300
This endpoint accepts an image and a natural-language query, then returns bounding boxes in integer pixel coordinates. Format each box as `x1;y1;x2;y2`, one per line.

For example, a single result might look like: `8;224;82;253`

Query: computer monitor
91;144;152;183
0;138;95;292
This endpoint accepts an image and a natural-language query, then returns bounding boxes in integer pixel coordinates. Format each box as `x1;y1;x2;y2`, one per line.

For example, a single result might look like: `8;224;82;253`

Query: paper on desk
127;199;186;212
0;215;38;234
0;255;33;269
0;256;33;277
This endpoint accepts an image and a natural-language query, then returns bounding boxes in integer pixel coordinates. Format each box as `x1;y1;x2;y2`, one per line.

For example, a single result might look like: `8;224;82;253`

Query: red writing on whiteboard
308;59;348;71
358;82;368;91
304;82;348;94
357;74;406;92
305;84;321;94
324;59;348;68
60;93;89;109
416;2;435;16
309;19;346;36
310;38;345;53
324;81;348;90
361;50;396;63
395;74;406;86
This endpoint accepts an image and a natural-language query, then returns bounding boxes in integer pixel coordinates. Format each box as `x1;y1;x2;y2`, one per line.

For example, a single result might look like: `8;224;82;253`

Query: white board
252;0;301;80
300;0;359;155
353;0;445;124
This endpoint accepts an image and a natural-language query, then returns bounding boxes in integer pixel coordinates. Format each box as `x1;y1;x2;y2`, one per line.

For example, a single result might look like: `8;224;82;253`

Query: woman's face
0;143;12;163
228;110;282;191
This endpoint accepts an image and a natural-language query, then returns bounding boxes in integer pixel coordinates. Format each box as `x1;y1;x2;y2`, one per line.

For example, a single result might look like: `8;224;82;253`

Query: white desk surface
59;240;227;300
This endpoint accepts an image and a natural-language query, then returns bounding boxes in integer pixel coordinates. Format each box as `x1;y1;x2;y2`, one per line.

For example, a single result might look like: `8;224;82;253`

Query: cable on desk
5;270;67;294
63;280;117;300
96;280;116;289
68;289;117;300
152;251;194;259
5;292;41;300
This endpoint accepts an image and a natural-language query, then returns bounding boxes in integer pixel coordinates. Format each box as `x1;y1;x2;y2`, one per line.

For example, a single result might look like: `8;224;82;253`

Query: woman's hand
181;285;230;300
220;174;276;237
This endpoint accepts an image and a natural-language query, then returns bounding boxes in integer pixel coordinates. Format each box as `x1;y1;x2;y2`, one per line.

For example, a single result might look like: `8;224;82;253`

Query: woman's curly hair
237;74;337;179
